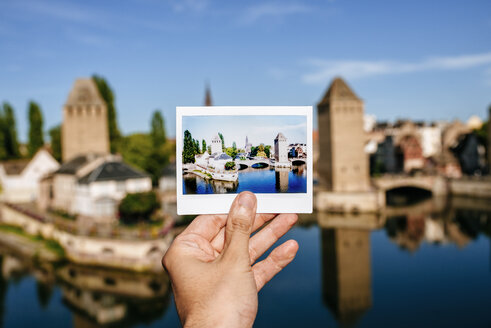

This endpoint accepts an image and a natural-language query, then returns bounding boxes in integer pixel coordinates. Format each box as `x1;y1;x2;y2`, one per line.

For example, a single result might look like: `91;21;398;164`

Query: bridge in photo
234;157;307;170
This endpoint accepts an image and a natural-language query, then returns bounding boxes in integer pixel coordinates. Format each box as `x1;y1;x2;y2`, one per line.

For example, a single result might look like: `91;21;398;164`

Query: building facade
317;78;370;192
62;78;110;162
0;149;59;203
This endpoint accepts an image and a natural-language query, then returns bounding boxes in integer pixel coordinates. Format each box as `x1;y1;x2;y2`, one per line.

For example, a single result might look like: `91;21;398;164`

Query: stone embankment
0;203;174;272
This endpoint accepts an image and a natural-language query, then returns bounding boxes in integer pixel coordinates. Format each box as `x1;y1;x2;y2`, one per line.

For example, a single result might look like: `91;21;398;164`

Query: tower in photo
317;77;369;192
62;78;110;162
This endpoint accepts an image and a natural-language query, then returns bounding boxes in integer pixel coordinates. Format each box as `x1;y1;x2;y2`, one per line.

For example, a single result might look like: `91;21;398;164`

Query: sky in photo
0;0;490;141
183;115;307;148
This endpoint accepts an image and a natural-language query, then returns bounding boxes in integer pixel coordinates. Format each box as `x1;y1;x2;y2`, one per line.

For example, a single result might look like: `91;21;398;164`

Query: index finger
180;214;228;241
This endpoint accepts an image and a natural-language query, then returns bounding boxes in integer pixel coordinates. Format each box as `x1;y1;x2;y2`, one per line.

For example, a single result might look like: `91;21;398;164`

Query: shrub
119;191;160;222
225;161;236;171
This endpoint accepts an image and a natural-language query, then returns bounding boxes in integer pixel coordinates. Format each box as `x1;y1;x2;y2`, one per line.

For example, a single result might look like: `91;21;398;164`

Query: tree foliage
3;103;20;159
202;139;207;154
150;110;166;149
147;110;169;185
225;147;238;159
48;125;62;162
92;75;121;153
218;132;225;151
183;130;196;164
225;161;236;171
118;191;160;222
28;101;44;157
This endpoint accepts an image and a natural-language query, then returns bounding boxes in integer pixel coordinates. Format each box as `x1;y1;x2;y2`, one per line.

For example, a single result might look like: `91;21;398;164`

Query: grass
0;223;65;258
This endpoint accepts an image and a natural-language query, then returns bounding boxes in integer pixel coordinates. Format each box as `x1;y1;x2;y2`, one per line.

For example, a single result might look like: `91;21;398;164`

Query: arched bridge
235;157;307;169
372;175;448;195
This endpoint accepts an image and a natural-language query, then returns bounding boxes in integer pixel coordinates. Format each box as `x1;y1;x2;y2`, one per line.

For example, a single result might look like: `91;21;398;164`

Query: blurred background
0;0;490;327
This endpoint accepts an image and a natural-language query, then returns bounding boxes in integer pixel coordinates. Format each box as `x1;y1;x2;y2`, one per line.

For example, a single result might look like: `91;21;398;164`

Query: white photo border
176;106;313;215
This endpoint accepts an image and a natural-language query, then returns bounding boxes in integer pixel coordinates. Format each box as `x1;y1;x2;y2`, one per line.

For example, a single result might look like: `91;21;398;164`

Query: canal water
0;196;490;327
183;164;307;194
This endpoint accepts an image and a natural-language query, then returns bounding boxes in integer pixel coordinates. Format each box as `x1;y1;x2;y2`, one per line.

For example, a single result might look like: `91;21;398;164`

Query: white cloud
302;52;491;84
167;0;208;13
240;3;311;24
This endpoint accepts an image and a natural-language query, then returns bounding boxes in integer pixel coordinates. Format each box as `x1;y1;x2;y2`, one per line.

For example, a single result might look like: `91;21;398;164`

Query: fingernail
238;192;255;209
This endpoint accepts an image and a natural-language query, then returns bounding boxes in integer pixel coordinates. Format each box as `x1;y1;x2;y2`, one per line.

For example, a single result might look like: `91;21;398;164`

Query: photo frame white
176;106;313;215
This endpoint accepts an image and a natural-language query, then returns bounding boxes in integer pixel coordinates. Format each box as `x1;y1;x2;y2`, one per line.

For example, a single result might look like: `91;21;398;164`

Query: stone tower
211;134;222;154
62;78;110;162
274;132;288;164
317;77;369;192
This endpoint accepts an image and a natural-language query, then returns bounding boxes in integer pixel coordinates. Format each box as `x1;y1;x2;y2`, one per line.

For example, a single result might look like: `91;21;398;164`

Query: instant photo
176;106;313;214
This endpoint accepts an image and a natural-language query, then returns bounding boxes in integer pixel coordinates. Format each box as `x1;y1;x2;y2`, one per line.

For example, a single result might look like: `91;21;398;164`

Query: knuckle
231;216;251;233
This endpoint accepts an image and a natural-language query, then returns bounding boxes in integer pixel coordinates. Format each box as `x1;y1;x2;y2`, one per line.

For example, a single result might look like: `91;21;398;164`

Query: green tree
48;125;62;162
218;132;225;151
150;110;166;149
207;145;211;154
225;161;236;171
118;191;160;222
225;147;238;159
119;133;153;172
2;102;20;159
183;130;196;164
264;145;271;158
202;139;207;154
147;111;170;185
28;101;44;157
232;141;237;150
92;75;121;153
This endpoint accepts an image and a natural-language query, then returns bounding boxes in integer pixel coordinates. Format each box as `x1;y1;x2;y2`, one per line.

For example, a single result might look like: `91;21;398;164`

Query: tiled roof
78;161;148;184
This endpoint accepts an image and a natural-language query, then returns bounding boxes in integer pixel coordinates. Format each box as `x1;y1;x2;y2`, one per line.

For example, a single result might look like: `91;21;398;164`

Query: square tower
317;78;369;192
274;132;288;163
211;134;222;154
62;79;110;162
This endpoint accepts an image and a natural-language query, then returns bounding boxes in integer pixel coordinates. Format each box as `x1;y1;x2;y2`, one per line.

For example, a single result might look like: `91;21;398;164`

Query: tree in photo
48;125;62;162
256;143;267;158
28;101;44;157
218;132;225;151
183;130;196;164
202;139;207;154
2;102;20;159
92;75;121;153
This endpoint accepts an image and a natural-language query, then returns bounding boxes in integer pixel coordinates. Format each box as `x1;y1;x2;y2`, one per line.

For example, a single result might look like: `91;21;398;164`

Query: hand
162;191;299;328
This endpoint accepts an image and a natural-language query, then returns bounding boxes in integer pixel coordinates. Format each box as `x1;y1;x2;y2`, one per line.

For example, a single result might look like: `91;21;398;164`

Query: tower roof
275;132;287;141
318;77;361;106
65;78;105;106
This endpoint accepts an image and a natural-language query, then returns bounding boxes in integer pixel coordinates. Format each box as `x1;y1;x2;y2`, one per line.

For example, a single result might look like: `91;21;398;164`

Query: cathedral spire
204;83;213;106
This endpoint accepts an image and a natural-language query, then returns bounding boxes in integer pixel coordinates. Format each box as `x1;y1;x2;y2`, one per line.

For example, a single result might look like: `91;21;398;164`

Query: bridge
372;175;448;196
234;157;306;169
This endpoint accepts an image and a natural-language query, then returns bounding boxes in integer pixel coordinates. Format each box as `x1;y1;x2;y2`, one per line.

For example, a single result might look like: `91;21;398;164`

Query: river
183;164;307;194
0;196;490;327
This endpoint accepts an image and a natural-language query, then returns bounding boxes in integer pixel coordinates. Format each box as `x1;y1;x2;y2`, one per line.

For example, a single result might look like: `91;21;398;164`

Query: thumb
221;192;257;263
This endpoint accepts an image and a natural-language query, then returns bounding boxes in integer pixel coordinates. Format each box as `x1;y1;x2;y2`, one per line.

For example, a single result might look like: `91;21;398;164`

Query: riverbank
0;202;174;272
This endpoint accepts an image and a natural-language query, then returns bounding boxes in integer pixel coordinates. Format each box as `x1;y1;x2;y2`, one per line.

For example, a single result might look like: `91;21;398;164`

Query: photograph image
181;114;308;195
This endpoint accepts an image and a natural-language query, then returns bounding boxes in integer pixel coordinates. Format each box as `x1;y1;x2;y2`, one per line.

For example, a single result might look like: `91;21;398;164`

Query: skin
162;191;299;328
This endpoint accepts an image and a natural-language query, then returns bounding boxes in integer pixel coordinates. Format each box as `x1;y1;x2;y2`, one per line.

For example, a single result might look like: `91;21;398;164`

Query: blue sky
0;0;490;141
183;115;307;147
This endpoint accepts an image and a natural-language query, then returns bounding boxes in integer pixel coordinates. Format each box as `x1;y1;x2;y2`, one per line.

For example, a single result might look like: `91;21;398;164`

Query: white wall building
0;149;59;203
74;161;151;220
211;134;222;154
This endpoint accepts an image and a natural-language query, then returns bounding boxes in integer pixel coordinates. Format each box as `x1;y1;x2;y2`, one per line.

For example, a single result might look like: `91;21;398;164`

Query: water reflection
315;196;491;326
0;196;490;327
0;245;171;327
183;164;307;194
